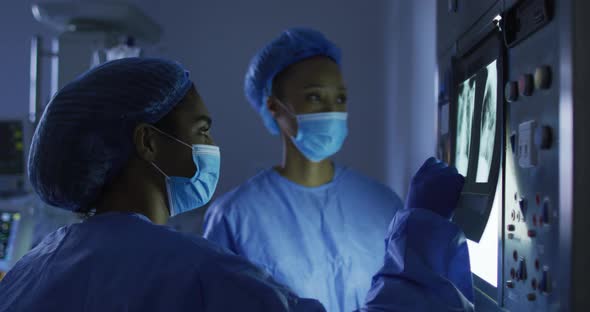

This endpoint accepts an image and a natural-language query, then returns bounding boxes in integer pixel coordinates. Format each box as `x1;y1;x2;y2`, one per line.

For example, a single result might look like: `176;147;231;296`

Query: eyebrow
303;84;348;91
195;115;212;126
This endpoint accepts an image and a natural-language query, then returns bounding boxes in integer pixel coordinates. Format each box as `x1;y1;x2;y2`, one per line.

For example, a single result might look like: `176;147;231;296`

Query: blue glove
405;157;465;219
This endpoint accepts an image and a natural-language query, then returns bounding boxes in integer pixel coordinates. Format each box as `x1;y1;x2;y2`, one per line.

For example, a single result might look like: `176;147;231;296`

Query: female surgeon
203;28;403;312
0;58;474;312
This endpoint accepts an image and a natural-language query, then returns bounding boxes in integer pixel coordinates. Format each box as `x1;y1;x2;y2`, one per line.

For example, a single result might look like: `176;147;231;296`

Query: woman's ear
133;124;158;162
267;97;297;137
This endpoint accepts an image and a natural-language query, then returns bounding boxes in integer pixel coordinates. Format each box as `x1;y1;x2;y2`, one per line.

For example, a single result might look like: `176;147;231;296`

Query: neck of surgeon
95;159;170;225
276;135;335;187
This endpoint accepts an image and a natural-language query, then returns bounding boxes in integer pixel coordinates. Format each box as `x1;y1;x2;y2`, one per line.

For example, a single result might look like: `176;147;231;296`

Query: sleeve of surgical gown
199;245;326;312
357;208;475;312
203;199;239;253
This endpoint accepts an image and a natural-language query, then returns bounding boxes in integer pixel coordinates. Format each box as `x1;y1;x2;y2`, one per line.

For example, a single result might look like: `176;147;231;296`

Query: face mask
150;127;221;217
277;100;348;162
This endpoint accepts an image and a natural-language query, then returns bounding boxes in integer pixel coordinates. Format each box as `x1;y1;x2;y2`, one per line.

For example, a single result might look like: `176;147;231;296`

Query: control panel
434;0;589;311
502;8;559;309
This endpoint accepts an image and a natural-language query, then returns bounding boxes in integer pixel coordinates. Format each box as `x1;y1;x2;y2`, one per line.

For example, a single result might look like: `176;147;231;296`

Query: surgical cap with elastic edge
244;27;342;135
28;57;192;212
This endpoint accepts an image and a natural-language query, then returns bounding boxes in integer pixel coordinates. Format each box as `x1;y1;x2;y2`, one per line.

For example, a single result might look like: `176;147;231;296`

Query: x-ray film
455;76;476;176
476;60;498;183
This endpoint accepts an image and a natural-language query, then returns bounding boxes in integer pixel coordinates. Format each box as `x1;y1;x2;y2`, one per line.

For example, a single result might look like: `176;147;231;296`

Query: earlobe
266;96;279;118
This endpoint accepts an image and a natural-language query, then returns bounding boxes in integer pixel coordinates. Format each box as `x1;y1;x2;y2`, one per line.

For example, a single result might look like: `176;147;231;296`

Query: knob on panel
534;65;552;90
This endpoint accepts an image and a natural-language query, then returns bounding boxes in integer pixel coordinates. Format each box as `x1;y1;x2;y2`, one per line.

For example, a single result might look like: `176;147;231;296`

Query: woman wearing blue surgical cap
0;58;325;311
203;28;404;312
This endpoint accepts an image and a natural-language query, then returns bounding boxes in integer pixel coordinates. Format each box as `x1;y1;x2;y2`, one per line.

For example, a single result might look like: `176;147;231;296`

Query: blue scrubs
203;165;403;312
0;213;324;312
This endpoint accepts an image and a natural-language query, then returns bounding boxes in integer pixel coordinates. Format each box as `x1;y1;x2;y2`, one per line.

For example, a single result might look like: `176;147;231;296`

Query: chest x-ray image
476;60;498;183
456;75;477;176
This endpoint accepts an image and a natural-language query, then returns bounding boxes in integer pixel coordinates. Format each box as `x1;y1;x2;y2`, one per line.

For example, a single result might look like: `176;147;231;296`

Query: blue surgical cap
28;58;192;212
244;27;342;134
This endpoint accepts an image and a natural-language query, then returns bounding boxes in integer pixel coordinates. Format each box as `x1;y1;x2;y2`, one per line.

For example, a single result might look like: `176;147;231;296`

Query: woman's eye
306;94;321;102
199;126;211;135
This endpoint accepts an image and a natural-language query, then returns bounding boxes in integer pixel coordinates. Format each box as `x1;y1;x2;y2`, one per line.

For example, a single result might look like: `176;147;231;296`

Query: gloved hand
405;157;465;219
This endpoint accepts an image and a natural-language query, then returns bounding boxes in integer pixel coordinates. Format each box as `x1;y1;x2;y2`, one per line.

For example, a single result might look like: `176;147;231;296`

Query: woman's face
270;56;347;136
150;86;215;179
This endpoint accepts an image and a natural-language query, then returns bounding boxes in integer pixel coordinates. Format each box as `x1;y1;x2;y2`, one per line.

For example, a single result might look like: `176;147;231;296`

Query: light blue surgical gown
0;212;325;312
203;165;403;312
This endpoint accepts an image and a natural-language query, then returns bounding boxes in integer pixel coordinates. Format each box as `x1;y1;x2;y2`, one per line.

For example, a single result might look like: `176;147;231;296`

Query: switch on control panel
518;257;528;281
519;198;528;217
540;267;551;294
535;125;553;150
518;120;538;168
542;198;551;225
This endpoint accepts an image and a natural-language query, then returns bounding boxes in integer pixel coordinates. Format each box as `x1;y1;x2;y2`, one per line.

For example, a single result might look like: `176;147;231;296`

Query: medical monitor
0;121;25;176
0;211;22;270
0;120;30;196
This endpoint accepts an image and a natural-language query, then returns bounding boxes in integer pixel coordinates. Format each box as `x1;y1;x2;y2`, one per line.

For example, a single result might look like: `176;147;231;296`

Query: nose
325;100;347;113
206;135;216;146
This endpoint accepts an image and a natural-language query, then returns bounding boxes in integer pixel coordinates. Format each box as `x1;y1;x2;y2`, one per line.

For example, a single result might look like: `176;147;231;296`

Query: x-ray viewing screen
467;177;500;287
455;75;476;176
476;60;498;183
456;59;500;287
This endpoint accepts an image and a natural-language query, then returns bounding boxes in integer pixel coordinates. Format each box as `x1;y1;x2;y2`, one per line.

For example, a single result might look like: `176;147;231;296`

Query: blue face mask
150;128;221;217
276;100;348;162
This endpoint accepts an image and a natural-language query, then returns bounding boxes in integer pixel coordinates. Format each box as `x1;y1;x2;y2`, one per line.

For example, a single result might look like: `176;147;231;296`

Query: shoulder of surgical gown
358;208;475;312
0;213;325;312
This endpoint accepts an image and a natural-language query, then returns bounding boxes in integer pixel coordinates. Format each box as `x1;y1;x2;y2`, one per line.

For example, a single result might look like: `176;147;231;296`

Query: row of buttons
507;265;551;300
505;65;552;102
508;195;552;228
506;190;552;300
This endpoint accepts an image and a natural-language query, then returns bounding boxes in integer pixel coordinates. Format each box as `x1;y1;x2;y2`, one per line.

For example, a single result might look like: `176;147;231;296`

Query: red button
528;293;537;301
528;230;537;238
